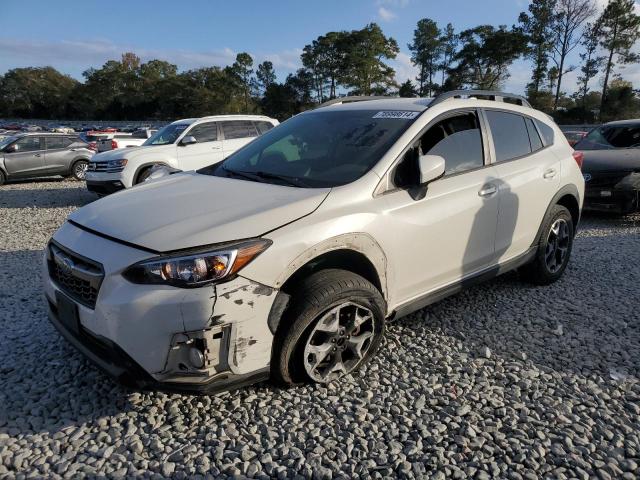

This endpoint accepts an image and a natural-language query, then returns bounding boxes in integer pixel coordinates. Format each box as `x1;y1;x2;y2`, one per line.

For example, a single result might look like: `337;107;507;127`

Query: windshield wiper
223;167;307;187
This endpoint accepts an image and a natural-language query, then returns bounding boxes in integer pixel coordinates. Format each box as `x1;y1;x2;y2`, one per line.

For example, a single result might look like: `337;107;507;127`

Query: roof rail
430;90;531;108
318;95;393;108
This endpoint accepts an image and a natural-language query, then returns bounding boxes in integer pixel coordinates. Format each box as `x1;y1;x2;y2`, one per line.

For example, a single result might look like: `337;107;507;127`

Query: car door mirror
180;136;197;146
418;154;445;185
5;144;18;153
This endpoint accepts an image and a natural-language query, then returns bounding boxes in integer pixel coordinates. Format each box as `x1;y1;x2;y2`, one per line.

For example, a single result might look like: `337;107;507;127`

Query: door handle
211;146;221;150
543;168;557;179
478;184;497;197
34;153;41;157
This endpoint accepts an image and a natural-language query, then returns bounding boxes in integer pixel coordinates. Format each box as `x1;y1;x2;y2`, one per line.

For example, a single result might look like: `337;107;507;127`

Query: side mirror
418;154;445;185
180;136;197;146
5;144;18;153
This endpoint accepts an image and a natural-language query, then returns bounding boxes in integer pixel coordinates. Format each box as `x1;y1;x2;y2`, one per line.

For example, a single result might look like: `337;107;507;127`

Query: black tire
0;170;5;185
136;166;154;184
520;204;574;285
272;269;386;386
71;159;89;180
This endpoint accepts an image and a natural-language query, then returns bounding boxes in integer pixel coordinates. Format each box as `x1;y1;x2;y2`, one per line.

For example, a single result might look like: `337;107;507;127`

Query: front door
177;122;224;171
3;136;46;177
377;110;500;305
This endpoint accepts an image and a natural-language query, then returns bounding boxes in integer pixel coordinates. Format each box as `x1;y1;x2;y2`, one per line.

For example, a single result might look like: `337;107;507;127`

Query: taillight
111;139;118;149
572;150;584;169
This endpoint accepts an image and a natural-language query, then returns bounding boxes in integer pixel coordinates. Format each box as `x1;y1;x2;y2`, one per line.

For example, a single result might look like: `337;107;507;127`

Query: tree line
0;0;638;123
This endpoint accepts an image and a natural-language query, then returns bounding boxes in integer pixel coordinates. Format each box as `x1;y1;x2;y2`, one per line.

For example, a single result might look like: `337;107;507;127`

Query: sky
1;0;638;95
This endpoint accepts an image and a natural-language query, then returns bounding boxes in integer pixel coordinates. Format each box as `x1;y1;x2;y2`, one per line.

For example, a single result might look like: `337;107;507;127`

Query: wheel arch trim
531;184;581;248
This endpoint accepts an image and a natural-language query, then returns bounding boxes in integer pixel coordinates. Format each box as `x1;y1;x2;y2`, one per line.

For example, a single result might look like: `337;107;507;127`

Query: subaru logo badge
583;173;591;182
60;255;74;273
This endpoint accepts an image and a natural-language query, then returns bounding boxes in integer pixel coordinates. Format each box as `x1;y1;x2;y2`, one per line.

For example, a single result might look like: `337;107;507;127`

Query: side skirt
391;247;537;320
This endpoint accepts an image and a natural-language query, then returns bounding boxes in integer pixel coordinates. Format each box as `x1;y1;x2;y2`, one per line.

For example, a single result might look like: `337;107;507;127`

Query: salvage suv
44;91;584;393
85;115;278;195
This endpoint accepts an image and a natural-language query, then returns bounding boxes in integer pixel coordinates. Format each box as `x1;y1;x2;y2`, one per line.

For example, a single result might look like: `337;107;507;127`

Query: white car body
44;94;584;393
95;130;156;152
85;115;278;195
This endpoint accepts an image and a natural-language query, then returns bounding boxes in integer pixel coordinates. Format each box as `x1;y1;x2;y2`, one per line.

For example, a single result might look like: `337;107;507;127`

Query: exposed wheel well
280;249;383;297
134;163;166;184
556;193;580;230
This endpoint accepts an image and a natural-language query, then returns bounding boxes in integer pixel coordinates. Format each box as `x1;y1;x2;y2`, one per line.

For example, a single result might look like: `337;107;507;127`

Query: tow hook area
158;324;232;383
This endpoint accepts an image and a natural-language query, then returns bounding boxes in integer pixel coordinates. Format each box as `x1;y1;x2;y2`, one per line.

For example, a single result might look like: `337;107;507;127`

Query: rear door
176;121;224;170
484;110;561;260
221;120;259;157
44;136;76;173
3;136;45;177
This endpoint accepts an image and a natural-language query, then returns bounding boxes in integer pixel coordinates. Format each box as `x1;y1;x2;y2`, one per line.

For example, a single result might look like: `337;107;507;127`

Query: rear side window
222;121;258;140
535;119;555;146
254;121;274;134
46;137;73;149
525;118;543;151
419;112;485;175
485;111;531;162
187;122;218;143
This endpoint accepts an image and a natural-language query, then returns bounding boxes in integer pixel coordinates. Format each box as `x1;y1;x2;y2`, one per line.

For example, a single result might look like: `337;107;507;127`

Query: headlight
107;159;127;168
122;239;271;287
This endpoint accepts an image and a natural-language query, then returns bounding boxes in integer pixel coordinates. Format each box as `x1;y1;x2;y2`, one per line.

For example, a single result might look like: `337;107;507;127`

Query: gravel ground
0;179;639;479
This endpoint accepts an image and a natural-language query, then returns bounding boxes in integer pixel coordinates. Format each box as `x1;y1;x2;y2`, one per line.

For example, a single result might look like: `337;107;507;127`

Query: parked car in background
85;115;278;195
96;128;157;152
50;126;75;134
574;119;640;214
563;130;589;147
0;133;94;184
45;92;583;393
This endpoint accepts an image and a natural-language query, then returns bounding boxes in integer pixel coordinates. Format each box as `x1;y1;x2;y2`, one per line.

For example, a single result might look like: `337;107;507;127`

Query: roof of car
317;97;433;112
171;114;276;125
12;132;78;137
603;119;640;126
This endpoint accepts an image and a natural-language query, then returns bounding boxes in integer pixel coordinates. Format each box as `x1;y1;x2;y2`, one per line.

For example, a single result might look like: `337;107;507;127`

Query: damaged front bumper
43;221;278;393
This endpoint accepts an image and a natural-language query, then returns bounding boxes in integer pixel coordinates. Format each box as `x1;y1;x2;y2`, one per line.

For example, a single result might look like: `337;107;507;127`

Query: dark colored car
563;130;589;147
0;133;94;185
574;120;640;214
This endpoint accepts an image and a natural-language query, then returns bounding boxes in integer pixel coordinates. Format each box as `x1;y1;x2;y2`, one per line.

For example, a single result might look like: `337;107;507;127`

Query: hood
91;144;175;161
580;149;640;173
69;172;330;252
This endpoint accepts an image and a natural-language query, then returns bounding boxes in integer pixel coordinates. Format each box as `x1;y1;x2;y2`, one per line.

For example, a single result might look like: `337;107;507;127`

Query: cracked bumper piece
43;221;277;393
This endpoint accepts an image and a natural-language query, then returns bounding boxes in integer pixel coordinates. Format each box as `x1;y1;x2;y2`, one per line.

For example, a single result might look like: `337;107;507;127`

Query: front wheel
272;269;386;386
0;170;5;185
71;160;88;180
520;204;574;285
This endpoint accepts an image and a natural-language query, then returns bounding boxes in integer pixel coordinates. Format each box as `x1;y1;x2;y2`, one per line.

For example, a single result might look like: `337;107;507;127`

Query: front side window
204;110;417;188
187;122;218;143
143;123;190;146
14;136;42;152
222;121;258;140
421;112;485;174
575;124;640;150
485;111;532;162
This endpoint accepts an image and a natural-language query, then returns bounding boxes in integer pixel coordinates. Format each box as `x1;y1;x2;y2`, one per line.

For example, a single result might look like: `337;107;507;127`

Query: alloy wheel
545;218;570;273
303;302;376;383
74;161;88;180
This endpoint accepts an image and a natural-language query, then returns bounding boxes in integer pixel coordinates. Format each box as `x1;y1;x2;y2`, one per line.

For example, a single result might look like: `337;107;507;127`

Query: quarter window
222;121;258;140
525;118;543;152
14;137;42;152
485;111;531;162
535;119;555;146
187;122;218;143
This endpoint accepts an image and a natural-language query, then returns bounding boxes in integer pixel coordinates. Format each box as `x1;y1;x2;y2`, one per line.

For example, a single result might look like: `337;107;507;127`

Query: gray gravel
1;179;639;479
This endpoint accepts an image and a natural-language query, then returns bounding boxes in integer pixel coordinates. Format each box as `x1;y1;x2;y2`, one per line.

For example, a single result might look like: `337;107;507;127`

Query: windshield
575;124;640;150
0;135;17;150
143;123;189;146
203;110;418;188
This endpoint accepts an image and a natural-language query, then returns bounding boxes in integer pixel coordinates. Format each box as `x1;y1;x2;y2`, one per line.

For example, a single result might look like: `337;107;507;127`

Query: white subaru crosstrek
84;115;278;195
44;91;584;393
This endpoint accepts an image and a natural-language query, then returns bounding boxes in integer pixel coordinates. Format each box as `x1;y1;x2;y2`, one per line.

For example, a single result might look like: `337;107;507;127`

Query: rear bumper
46;296;269;394
584;187;639;214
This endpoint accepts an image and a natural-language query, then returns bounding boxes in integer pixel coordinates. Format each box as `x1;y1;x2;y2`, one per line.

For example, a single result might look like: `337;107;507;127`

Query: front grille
87;162;124;173
48;242;104;309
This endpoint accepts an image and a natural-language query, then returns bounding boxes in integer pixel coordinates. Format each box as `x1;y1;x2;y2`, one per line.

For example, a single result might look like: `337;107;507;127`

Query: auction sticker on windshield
373;111;420;119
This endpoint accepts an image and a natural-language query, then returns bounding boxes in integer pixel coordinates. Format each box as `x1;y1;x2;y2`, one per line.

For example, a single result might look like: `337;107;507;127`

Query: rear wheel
0;170;5;185
272;269;386;386
521;204;574;285
71;160;88;180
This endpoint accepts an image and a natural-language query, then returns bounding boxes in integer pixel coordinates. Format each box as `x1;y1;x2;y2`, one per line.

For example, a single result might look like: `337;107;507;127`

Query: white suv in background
85;115;278;195
44;91;584;393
